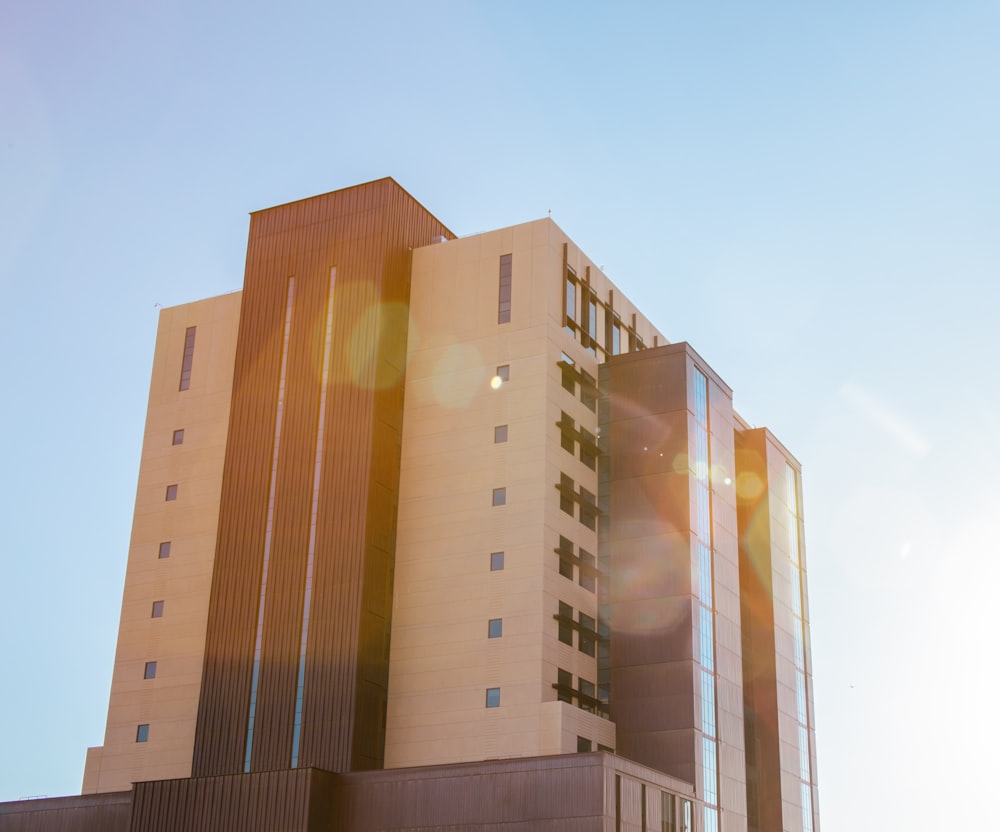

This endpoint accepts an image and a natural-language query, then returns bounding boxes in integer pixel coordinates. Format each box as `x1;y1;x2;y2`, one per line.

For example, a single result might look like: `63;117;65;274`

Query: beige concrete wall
82;292;241;793
386;220;660;768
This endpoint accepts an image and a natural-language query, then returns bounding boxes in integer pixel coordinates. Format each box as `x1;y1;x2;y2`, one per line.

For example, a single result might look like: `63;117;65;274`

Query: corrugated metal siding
0;793;131;832
192;179;454;777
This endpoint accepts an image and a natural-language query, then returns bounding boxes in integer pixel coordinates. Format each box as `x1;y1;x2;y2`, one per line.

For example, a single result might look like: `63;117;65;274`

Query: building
0;178;819;832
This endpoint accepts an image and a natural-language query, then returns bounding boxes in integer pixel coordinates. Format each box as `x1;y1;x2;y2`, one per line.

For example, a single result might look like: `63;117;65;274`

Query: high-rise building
0;179;819;832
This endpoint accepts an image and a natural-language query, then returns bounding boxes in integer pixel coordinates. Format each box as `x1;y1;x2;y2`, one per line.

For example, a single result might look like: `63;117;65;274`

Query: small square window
488;618;503;638
496;364;510;382
136;724;150;743
490;551;505;571
165;484;178;501
151;600;164;618
158;541;171;559
485;688;501;708
144;661;157;680
492;487;506;506
172;429;185;446
494;425;508;443
577;736;593;753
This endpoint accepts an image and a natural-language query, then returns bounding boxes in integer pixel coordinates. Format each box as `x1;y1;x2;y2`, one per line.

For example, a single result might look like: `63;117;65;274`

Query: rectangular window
485;688;501;708
662;793;677;832
579;427;596;470
136;724;150;743
557;668;573;703
577;736;592;752
559;474;574;515
558;601;574;645
496;364;510;382
488;618;503;638
579;612;596;656
558;535;574;580
158;541;171;559
151;600;164;618
490;551;505;571
498;254;512;324
612;321;621;355
144;661;157;680
578;677;596;713
172;429;184;445
492;487;506;506
615;775;622;832
494;424;508;443
580;488;596;530
560;352;575;393
566;276;577;322
682;800;692;832
560;412;575;452
178;326;196;391
579;548;596;592
165;484;178;501
580;369;596;412
588;296;598;354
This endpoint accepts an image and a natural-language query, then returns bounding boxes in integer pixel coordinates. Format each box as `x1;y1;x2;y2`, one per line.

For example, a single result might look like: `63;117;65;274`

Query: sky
2;1;998;827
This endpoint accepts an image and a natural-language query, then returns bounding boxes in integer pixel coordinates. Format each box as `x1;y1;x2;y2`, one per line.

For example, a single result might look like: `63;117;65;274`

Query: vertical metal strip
291;267;337;766
244;276;296;772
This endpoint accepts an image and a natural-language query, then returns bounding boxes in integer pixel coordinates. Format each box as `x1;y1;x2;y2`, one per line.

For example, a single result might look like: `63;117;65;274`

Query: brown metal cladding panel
194;179;454;777
0;794;131;832
298;186;454;773
129;769;326;832
735;427;782;832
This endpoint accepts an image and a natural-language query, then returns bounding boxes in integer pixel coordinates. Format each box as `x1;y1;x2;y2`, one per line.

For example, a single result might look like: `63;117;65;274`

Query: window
488;618;503;638
492;487;506;506
494;424;508;443
496;364;510;382
612;321;622;355
577;736;592;753
587;296;598;354
485;688;501;708
158;541;171;559
559;474;574;515
179;326;196;391
580;488;596;530
558;535;574;580
579;548;596;592
662;793;677;832
136;724;150;743
579;427;596;470
144;661;157;680
557;668;573;703
151;600;164;618
560;412;575;453
498;254;512;324
172;429;184;445
165;484;178;501
558;601;573;645
566;275;577;323
681;800;692;832
580;368;597;412
560;352;575;393
490;551;504;571
579;612;596;656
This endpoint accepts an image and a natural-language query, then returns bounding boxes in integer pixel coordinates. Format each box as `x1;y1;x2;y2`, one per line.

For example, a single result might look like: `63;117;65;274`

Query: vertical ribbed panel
192;179;454;777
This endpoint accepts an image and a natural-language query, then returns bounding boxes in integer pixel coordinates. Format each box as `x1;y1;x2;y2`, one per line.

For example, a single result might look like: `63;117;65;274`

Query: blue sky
2;2;998;828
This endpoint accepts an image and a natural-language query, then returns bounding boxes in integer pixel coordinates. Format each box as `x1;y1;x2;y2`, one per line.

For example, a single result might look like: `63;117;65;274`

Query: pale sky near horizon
2;2;999;828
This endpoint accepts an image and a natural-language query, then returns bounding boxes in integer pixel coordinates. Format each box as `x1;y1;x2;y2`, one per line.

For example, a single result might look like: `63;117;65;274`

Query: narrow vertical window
492;487;506;506
490;551;505;571
158;541;171;559
165;484;178;501
485;688;501;708
171;429;184;445
488;618;503;638
588;296;598;354
143;661;157;679
494;425;508;443
151;601;164;618
566;275;577;323
498;254;512;323
178;326;196;391
558;601;574;645
136;724;150;743
612;321;622;355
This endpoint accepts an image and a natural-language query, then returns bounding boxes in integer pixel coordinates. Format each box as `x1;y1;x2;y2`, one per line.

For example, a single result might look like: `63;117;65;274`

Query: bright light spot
724;476;733;486
736;471;765;500
490;375;502;390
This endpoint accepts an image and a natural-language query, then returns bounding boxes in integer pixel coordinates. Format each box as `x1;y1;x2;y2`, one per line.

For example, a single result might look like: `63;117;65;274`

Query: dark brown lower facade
0;753;696;832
